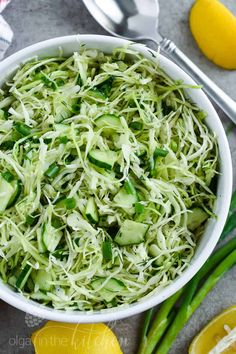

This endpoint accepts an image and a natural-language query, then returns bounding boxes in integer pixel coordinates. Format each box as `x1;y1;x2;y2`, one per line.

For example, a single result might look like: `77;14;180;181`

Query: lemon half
189;305;236;354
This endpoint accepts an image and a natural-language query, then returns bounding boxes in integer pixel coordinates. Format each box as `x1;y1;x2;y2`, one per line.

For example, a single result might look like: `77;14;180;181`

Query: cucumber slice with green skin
15;264;32;289
0;176;15;213
86;197;99;224
89;88;106;100
95;114;122;130
7;180;22;208
91;277;125;302
37;228;47;253
88;149;118;170
55;197;76;210
0;176;21;212
42;223;63;252
113;187;138;209
115;220;149;246
34;270;52;291
187;207;208;231
54;123;70;132
26;276;35;292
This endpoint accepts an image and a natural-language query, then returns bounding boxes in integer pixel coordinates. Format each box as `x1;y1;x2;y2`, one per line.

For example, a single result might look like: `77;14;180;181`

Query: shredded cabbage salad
0;46;218;310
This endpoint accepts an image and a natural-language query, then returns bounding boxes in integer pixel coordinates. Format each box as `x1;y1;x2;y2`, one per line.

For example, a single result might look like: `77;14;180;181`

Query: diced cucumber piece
54;98;77;122
26;276;35;292
34;270;52;291
0;108;6;119
115;220;149;246
54;123;70;132
15;264;32;289
42;223;63;252
88;149;118;170
89;77;113;100
113;187;138;209
89;88;106;100
31;291;51;301
95;114;122;130
91;277;125;302
86;197;99;224
0;176;14;213
187;207;208;231
102;241;112;261
0;176;21;212
55;197;76;210
7;180;21;208
25;213;39;226
37;228;47;253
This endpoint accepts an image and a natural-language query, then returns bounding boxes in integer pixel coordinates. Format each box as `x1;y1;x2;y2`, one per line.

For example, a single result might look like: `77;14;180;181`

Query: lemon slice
32;322;123;354
189;305;236;354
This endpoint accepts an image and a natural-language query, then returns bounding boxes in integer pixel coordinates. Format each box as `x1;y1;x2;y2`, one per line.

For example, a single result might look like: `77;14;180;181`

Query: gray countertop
0;1;236;353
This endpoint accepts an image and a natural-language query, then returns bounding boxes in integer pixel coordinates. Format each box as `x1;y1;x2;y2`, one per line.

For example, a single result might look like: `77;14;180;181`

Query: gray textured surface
0;1;236;353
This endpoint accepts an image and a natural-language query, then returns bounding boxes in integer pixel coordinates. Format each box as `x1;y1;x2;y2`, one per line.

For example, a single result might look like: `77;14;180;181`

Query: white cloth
0;0;13;60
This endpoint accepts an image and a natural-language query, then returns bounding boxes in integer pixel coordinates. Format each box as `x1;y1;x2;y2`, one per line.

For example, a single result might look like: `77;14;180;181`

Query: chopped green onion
52;249;68;260
76;74;83;86
44;138;52;144
44;163;60;178
129;121;143;130
95;77;113;97
135;202;145;214
0;108;9;120
25;213;39;226
14;122;31;136
2;171;14;182
64;198;76;209
102;241;113;261
154;148;169;158
0;140;15;150
124;178;136;195
59;136;68;144
55;78;65;86
170;141;178;152
51;216;63;229
38;72;57;91
71;103;81;114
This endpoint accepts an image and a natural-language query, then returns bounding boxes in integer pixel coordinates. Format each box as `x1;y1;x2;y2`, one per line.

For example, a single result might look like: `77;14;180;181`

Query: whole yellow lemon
32;322;123;354
190;0;236;69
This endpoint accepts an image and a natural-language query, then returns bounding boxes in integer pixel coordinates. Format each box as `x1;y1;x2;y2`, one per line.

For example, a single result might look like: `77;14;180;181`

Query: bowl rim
0;34;232;323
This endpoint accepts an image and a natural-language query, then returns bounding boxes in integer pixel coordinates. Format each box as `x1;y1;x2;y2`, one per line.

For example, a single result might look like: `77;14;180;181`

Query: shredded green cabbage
0;46;218;310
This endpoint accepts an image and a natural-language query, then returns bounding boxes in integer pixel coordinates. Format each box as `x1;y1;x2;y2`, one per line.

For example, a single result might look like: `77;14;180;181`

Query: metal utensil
82;0;236;124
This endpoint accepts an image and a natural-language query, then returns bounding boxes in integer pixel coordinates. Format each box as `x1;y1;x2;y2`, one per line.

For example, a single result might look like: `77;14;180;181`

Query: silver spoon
82;0;236;124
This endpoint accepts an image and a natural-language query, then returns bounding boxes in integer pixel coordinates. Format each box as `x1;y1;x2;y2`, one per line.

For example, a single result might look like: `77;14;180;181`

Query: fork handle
160;38;236;124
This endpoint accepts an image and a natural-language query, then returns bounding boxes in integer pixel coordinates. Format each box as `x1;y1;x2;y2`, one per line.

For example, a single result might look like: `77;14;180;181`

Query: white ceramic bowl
0;35;232;323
